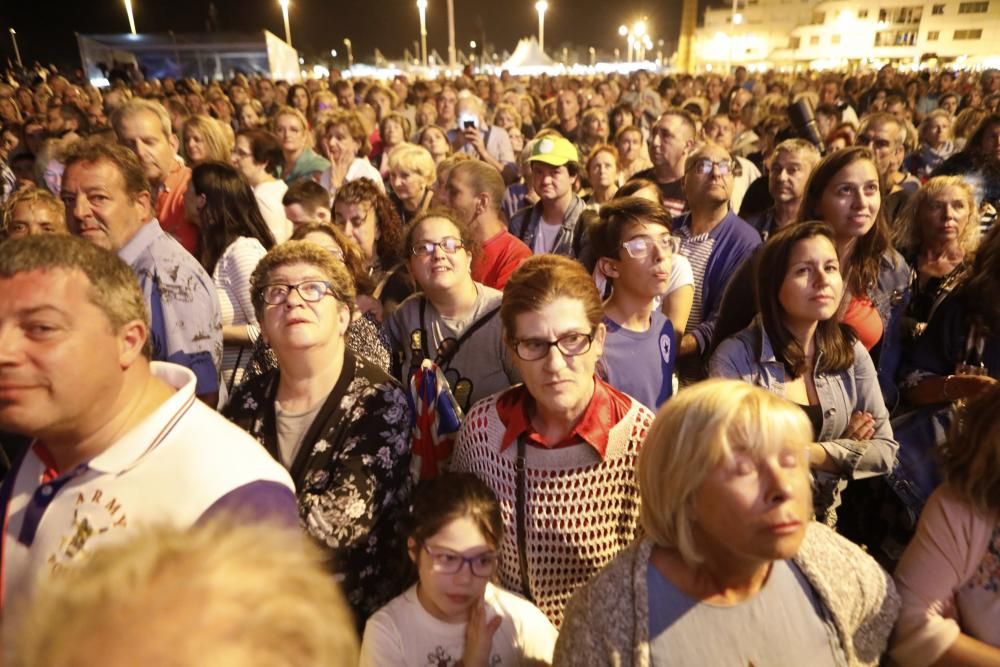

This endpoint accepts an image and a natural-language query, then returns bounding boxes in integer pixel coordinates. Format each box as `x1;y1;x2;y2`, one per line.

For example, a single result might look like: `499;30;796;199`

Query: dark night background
0;0;711;73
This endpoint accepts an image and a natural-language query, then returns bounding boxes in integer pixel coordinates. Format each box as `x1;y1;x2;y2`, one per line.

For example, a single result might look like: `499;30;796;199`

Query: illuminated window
858;8;869;17
958;2;988;12
953;28;984;38
932;4;945;13
810;35;820;44
927;30;939;40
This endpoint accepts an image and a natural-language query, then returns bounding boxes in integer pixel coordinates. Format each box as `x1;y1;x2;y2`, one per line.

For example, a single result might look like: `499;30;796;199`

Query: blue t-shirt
646;559;840;666
599;311;676;410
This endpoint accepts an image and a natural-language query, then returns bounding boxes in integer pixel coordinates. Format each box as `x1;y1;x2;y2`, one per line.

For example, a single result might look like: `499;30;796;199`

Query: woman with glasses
451;254;654;626
183;161;276;397
224;240;412;630
387;210;518;413
359;473;557;666
710;222;898;526
231;129;292;243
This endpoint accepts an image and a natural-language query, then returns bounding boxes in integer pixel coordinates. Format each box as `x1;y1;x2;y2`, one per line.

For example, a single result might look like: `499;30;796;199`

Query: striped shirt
678;229;716;334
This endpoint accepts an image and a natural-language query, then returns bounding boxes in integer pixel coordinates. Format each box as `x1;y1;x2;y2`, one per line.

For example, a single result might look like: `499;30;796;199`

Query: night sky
1;0;704;72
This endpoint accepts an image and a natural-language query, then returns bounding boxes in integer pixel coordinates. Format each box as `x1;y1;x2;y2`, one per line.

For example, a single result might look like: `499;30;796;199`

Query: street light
123;0;137;35
8;29;22;68
416;0;428;67
447;0;456;69
278;0;292;47
535;1;548;52
343;37;353;69
618;25;631;61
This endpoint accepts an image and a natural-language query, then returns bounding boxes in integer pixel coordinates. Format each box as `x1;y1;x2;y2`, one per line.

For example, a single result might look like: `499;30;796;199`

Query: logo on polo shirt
48;488;128;573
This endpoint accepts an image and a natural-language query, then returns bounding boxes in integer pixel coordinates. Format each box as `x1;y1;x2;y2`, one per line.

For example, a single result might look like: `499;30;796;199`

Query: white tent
499;37;561;74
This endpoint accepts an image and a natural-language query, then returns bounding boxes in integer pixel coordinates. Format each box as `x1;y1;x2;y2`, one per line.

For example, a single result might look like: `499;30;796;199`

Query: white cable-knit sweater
451;389;654;626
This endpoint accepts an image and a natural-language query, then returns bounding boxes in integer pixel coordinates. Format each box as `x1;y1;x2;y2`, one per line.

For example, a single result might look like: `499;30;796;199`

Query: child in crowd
590;196;678;410
359;473;557;666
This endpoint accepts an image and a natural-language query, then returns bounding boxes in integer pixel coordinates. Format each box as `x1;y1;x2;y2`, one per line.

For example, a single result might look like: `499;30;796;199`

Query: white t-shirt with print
359;582;557;666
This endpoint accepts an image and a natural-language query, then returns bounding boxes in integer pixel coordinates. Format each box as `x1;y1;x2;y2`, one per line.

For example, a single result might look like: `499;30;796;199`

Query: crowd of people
1;60;1000;665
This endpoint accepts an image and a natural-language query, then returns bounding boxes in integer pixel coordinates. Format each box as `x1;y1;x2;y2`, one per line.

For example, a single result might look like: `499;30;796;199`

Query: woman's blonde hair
638;379;813;567
387;144;436;185
181;114;233;164
893;175;980;257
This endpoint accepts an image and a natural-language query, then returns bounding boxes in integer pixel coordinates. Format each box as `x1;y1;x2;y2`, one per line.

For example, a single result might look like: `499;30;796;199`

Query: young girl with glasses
359;473;557;666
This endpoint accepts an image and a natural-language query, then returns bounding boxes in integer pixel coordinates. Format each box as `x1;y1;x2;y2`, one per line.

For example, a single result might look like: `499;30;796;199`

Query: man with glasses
856;112;919;225
590;197;678;409
61;138;222;406
673;143;760;380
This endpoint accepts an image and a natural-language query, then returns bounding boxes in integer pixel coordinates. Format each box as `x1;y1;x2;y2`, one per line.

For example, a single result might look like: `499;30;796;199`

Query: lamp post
446;0;456;69
278;0;292;47
123;0;137;34
633;20;647;60
343;37;353;69
535;1;548;52
729;0;741;73
8;28;22;68
416;0;428;67
618;25;631;62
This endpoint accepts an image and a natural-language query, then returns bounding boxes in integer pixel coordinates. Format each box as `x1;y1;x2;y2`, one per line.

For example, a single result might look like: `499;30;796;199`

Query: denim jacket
870;249;913;412
709;320;900;523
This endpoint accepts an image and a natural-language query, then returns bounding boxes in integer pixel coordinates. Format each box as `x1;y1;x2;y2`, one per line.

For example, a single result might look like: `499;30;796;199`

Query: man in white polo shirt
0;235;297;609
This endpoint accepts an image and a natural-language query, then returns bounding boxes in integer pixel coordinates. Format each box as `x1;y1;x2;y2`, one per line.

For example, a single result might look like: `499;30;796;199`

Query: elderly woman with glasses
554;380;899;666
224;240;412;630
387;210;518;413
451;254;655;627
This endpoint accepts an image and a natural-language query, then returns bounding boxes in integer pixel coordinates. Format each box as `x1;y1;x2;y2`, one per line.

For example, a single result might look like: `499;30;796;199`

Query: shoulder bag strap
435;306;501;367
515;437;534;602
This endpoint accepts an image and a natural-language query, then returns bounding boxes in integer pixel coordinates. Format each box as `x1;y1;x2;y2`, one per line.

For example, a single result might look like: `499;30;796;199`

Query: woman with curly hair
224;240;412;631
333;177;413;318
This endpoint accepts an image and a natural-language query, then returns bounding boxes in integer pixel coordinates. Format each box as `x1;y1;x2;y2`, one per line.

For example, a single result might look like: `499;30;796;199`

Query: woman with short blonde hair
556;379;899;666
387;144;435;224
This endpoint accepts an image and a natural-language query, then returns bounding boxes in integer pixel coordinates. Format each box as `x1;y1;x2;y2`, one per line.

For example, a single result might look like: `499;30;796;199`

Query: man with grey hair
60;138;222;405
111;98;197;254
448;94;517;183
745;138;821;241
856;111;919;223
0;235;296;613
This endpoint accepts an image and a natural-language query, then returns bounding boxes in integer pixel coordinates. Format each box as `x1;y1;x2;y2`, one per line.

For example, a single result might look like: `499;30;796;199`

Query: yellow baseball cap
528;135;579;167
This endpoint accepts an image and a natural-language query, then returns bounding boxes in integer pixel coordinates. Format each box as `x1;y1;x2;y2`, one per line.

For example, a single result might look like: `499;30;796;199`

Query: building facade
694;0;1000;70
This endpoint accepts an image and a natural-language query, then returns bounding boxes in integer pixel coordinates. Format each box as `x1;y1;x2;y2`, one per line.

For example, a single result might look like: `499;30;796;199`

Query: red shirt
844;295;883;351
494;377;632;459
471;229;532;290
156;163;199;255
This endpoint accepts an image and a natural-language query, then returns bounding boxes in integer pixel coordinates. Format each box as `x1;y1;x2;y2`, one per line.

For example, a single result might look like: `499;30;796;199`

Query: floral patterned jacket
224;349;413;627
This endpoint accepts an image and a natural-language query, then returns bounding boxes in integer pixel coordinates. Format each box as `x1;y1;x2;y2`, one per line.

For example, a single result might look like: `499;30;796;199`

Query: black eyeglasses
411;236;464;256
259;280;334;305
422;544;498;577
510;330;595;361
